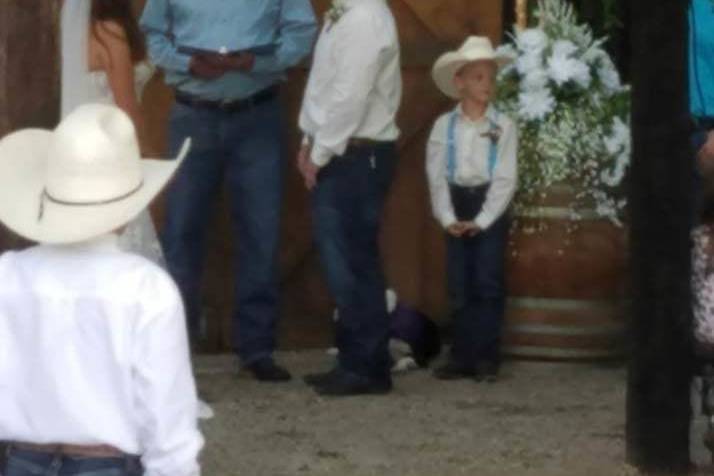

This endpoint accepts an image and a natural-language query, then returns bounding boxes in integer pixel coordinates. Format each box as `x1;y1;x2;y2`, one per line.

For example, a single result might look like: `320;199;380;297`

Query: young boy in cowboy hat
0;104;203;476
426;36;518;382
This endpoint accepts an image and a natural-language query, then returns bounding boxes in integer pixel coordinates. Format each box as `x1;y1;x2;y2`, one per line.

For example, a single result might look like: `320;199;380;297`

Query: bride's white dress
88;65;215;420
86;64;166;266
61;1;213;419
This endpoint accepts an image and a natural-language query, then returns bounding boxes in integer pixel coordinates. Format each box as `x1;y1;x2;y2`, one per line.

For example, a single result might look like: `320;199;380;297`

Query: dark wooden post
0;1;59;251
625;0;693;472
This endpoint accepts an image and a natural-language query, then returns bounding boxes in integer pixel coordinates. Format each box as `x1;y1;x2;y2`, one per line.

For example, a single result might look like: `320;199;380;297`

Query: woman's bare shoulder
93;20;128;43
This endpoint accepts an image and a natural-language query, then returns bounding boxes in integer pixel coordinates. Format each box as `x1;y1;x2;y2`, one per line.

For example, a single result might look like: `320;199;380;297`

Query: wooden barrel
503;185;629;360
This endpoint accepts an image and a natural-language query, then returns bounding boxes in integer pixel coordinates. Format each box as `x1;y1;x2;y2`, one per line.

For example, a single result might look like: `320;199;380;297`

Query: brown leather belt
11;442;126;458
347;137;393;148
175;85;279;113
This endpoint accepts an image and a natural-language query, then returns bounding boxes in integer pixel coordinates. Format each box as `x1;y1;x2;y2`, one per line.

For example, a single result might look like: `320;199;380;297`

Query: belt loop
126;455;141;475
50;450;62;475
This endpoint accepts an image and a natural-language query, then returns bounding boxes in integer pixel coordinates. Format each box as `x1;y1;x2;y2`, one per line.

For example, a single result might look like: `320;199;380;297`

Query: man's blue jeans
4;447;142;476
163;96;284;363
311;142;397;382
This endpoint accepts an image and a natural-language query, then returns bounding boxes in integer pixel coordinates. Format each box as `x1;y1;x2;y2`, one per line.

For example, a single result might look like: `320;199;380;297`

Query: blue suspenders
446;110;499;183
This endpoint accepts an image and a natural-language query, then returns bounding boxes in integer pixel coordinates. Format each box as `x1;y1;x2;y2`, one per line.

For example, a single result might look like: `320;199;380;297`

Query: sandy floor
195;351;644;476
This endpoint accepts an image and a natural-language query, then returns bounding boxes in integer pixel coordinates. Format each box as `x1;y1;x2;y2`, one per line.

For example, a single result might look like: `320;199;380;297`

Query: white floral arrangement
495;0;630;225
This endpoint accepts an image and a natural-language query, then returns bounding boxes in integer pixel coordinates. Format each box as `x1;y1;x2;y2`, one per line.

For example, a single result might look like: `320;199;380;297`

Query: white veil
61;0;94;118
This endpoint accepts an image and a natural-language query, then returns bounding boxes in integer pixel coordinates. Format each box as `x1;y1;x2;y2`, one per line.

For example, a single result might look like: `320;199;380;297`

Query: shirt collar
50;233;121;253
454;103;497;126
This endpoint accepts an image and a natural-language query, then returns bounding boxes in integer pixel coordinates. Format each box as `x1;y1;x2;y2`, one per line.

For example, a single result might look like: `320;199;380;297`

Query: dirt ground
194;351;700;476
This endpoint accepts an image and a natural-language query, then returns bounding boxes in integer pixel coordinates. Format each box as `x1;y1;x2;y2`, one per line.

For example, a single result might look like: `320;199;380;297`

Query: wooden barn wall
0;0;503;351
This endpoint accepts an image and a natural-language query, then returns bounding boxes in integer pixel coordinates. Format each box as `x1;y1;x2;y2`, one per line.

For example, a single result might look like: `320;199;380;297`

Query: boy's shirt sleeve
426;115;457;229
475;115;518;230
132;271;204;476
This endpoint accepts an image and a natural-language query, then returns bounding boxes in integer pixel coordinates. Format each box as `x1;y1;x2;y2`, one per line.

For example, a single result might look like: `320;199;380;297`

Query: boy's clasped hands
447;222;481;238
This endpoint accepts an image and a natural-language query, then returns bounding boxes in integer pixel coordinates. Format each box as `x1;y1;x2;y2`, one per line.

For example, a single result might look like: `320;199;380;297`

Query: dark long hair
91;0;146;63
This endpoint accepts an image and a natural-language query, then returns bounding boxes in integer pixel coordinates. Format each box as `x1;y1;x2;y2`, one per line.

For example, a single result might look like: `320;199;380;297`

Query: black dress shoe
245;358;292;382
313;369;392;397
303;368;340;387
432;361;476;380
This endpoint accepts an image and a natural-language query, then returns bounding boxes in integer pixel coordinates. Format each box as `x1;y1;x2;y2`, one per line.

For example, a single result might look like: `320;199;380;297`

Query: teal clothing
689;0;714;118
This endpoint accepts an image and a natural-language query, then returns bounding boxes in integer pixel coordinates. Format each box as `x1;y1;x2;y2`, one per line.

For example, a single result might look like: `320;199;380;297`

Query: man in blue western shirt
140;0;317;382
690;0;714;176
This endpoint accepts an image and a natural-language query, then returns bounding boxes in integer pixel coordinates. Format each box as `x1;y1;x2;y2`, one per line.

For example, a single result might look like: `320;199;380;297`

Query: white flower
600;117;631;187
551;39;578;58
516;52;544;77
582;45;607;65
516;28;549;54
603;117;629;156
597;56;622;94
547;48;591;88
518;88;556;121
522;68;550;91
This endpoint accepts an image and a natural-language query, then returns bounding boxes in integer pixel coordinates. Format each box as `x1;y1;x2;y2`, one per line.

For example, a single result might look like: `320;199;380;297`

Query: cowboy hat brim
0;129;190;244
432;51;512;100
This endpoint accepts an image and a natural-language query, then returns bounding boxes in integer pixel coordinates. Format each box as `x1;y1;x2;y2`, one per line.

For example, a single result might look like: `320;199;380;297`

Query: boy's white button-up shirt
0;234;203;476
426;105;518;230
299;0;402;167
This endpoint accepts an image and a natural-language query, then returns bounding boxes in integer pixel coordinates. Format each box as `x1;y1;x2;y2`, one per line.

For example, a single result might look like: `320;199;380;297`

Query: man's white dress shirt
426;104;518;230
0;234;203;476
299;0;402;167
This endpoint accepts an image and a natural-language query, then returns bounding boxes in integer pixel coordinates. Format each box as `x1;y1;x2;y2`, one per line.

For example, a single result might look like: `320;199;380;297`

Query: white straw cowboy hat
432;36;513;99
0;103;190;244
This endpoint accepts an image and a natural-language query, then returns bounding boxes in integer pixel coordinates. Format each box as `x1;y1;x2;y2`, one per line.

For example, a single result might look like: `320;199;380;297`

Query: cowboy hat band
37;181;145;221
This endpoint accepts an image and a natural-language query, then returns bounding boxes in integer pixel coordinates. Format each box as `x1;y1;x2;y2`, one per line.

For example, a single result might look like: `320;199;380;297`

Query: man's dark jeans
311;142;397;383
162;96;284;363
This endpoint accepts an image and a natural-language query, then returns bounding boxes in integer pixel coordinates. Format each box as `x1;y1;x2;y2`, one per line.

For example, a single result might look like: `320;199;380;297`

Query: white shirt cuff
310;144;333;167
475;212;495;230
439;211;457;229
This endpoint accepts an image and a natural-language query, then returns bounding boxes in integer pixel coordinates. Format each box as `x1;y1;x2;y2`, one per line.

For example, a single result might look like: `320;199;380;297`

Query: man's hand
698;131;714;178
219;52;256;72
189;55;226;80
302;160;321;191
297;144;320;190
199;52;256;73
297;144;311;174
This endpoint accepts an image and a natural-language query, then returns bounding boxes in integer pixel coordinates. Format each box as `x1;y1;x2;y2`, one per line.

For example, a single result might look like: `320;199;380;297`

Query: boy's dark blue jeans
161;95;284;363
446;185;509;367
311;142;397;383
4;447;142;476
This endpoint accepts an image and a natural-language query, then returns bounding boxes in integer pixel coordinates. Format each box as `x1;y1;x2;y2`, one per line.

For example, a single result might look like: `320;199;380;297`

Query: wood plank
0;1;59;252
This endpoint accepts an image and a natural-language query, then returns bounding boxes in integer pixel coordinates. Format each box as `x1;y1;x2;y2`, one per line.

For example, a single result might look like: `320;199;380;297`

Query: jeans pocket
5;453;48;476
